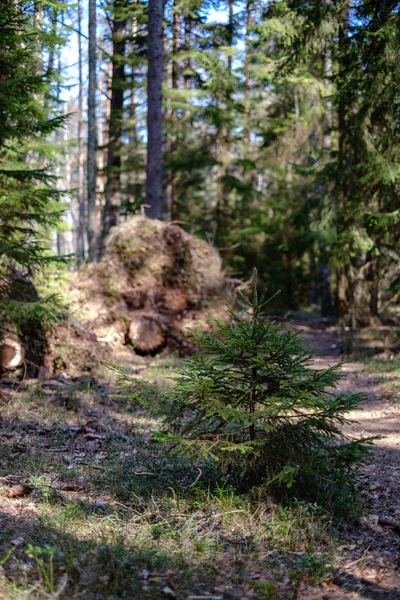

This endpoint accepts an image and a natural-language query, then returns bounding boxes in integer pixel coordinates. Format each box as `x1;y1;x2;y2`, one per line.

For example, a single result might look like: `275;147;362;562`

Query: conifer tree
264;0;400;323
0;0;67;330
118;272;371;510
87;0;98;261
101;0;129;249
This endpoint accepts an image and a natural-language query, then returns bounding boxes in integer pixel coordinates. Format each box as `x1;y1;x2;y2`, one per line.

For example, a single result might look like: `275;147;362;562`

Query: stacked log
127;316;165;355
71;216;234;357
0;335;23;373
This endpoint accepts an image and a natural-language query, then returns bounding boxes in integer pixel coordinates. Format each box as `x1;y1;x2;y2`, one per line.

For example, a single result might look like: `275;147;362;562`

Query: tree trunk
101;0;128;248
8;274;48;378
170;2;180;220
227;0;234;73
243;0;251;145
46;7;57;77
319;244;334;318
215;1;234;246
309;245;318;305
128;7;138;206
103;58;113;187
215;128;224;245
323;44;333;152
363;257;380;326
369;274;379;324
183;15;191;92
317;0;335;319
338;3;349;180
336;265;350;323
87;0;98;261
172;9;180;91
145;0;164;220
33;0;44;74
77;0;86;265
63;103;74;258
56;25;67;257
336;1;350;321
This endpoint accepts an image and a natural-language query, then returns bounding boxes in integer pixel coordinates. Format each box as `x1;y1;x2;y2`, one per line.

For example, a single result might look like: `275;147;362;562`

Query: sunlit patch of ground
1;326;400;599
292;325;400;600
0;370;336;599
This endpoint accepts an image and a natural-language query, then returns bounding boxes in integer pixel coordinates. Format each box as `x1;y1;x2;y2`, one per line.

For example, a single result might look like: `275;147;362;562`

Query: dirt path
294;324;400;599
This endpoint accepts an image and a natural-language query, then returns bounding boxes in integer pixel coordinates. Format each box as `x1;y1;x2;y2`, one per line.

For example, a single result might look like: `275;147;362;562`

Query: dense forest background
2;0;400;327
2;4;400;597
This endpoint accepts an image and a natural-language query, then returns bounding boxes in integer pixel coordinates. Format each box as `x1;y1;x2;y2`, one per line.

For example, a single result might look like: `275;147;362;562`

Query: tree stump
128;317;165;354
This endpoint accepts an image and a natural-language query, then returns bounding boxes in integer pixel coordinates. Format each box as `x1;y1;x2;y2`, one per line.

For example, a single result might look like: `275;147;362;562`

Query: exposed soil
46;320;108;377
293;323;400;600
69;216;235;358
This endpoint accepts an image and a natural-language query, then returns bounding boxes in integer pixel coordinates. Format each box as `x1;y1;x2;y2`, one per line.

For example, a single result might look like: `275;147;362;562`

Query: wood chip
8;483;31;498
42;380;63;388
11;537;25;546
378;517;400;534
57;483;83;492
83;433;104;441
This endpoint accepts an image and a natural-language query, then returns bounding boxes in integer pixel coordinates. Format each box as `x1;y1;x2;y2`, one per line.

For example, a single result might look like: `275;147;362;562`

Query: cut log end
0;337;24;372
128;317;165;355
159;288;188;314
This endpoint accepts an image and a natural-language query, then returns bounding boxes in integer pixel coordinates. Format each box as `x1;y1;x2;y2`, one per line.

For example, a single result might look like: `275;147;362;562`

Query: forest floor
0;323;399;599
293;324;400;599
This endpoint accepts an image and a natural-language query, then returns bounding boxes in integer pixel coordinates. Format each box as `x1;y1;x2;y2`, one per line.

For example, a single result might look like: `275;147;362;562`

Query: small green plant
290;552;332;586
250;579;277;599
117;270;373;512
25;545;56;593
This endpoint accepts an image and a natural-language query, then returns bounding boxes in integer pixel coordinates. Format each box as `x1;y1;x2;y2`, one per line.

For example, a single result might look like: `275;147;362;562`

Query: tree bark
309;245;318;305
101;0;128;248
215;1;234;246
170;2;181;220
145;0;164;220
183;15;191;92
96;61;106;225
33;1;44;74
336;0;350;321
243;0;251;145
172;6;180;91
127;7;138;206
338;3;349;181
319;244;334;318
316;0;335;319
77;0;86;265
46;7;57;77
323;47;333;152
227;0;234;73
87;0;98;261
